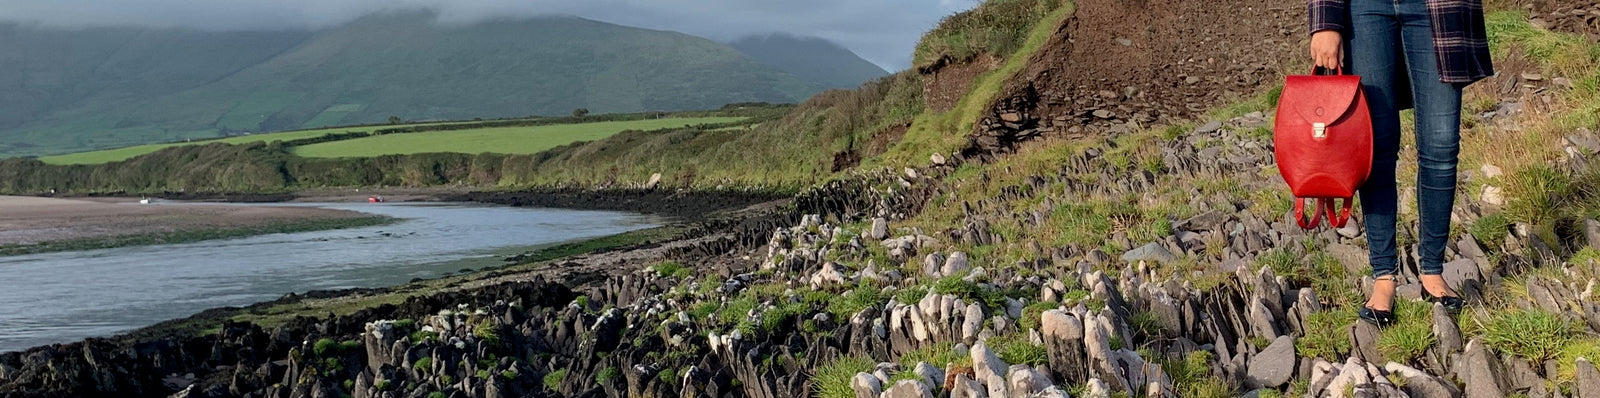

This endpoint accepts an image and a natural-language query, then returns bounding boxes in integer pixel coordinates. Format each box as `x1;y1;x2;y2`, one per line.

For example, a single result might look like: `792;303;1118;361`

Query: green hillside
730;34;891;90
0;12;883;158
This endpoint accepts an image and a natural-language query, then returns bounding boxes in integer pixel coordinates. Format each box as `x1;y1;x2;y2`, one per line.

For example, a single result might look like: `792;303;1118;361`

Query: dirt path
0;196;371;246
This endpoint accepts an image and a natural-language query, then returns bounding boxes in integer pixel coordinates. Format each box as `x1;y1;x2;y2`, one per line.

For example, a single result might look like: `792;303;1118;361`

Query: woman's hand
1311;30;1343;70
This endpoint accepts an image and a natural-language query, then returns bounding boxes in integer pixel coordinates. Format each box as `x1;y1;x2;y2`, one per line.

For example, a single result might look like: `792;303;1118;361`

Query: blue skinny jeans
1344;0;1466;277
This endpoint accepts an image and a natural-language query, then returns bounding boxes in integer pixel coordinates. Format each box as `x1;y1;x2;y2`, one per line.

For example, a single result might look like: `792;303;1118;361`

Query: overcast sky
0;0;982;71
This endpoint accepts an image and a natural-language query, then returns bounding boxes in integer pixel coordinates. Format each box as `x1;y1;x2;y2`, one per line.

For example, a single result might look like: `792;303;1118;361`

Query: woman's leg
1346;0;1405;309
1398;0;1466;292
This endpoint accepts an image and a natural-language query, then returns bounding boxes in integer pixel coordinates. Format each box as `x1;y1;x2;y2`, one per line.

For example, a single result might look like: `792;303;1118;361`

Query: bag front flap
1280;75;1363;125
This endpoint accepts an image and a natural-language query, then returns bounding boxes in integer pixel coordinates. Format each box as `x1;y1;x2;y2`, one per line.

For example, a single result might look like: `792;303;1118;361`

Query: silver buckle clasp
1313;122;1327;138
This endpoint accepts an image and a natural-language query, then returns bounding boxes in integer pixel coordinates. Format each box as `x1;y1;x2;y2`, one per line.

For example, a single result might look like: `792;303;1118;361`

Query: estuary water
0;202;661;352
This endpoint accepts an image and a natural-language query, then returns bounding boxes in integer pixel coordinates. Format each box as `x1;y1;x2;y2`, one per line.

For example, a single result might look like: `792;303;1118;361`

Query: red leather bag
1273;68;1374;229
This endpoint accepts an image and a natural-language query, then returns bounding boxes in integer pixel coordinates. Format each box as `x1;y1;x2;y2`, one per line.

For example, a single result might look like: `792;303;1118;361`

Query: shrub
1481;309;1580;361
596;367;620;385
540;369;566;390
827;284;886;320
811;356;875;398
652;261;693;278
313;338;339;356
413;357;432;372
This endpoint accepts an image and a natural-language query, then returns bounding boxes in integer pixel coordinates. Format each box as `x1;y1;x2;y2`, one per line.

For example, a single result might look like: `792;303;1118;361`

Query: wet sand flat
0;196;369;246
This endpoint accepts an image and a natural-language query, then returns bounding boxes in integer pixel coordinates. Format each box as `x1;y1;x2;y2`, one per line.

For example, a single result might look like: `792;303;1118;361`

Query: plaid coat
1309;0;1495;84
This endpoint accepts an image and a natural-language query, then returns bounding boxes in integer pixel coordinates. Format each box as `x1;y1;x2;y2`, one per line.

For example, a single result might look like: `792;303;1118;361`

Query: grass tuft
811;356;876;398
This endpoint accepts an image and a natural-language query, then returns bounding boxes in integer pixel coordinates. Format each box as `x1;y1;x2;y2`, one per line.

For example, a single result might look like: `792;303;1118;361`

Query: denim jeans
1344;0;1465;276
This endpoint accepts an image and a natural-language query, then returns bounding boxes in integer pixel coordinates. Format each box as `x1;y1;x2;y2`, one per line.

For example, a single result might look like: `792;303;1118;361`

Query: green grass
543;368;568;391
0;216;393;257
1376;300;1437;363
292;117;744;158
811;355;876;398
34;121;458;165
1160;351;1234;398
1298;308;1356;360
1470;212;1512;246
1477;308;1581;362
987;334;1048;366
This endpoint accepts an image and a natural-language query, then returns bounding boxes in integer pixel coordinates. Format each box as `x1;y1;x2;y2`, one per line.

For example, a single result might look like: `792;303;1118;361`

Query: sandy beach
0;196;371;246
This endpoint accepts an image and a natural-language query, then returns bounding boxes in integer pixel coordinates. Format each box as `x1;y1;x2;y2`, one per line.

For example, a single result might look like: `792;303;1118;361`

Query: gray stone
1179;210;1228;231
1005;298;1025;319
1337;223;1362;239
1384;363;1459;398
881;379;934;398
1008;364;1054;396
942;252;971;277
912;362;943;392
962;303;984;344
1196;121;1224;134
923;253;945;277
1443;259;1480;292
1328;244;1370;276
986;373;1009;398
1031;386;1070;398
950;374;984;398
869;218;889;240
1587;219;1600;253
1349;321;1382;364
1578;357;1600;398
1246;335;1297;388
644;173;662;189
931;153;948;166
1459;340;1508;398
972;341;1008;385
851;372;882;398
1433;303;1462;354
1122;242;1178;264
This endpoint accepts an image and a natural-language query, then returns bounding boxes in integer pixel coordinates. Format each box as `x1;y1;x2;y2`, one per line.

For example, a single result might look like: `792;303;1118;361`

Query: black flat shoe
1358;305;1396;327
1422;288;1466;313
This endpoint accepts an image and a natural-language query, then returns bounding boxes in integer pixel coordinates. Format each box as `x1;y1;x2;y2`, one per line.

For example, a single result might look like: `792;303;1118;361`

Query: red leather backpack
1273;68;1373;229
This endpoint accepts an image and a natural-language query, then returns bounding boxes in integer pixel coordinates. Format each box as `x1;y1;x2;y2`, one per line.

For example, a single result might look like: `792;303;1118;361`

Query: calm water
0;202;662;352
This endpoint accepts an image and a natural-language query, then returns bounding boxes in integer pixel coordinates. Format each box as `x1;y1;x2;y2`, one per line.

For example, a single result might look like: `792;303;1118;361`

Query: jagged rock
1442;259;1480;293
1031;386;1071;398
943;252;971;277
1007;364;1054;397
1085;378;1111;398
962;303;984;344
1432;303;1462;355
1178;210;1228;231
882;379;934;398
1040;310;1088;386
950;374;984;398
913;362;943;391
1586;219;1600;252
1481;185;1505;206
1248;298;1280;340
923;253;946;277
1578;358;1600;398
1384;362;1460;398
1122;243;1178;264
1328;244;1369;275
1005;298;1025;319
1459;340;1509;398
931;153;948;166
1349;321;1382;363
1481;163;1504;179
1245;335;1296;388
811;262;850;288
985;372;1009;398
645;172;662;189
1196;121;1223;134
869;218;890;240
973;340;1009;385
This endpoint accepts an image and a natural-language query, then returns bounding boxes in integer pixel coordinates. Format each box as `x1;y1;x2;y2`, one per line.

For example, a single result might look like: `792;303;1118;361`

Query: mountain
0;12;882;158
729;34;890;90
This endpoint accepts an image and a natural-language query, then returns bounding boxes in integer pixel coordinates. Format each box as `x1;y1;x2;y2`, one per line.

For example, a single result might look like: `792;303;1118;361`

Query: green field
36;123;447;165
290;117;744;158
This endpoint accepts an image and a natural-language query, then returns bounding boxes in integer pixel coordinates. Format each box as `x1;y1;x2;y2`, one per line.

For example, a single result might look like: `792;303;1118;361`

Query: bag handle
1294;197;1356;229
1293;197;1325;229
1323;198;1355;228
1311;66;1344;76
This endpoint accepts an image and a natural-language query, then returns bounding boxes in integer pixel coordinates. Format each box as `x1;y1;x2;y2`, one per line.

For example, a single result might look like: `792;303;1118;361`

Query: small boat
368;196;385;203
